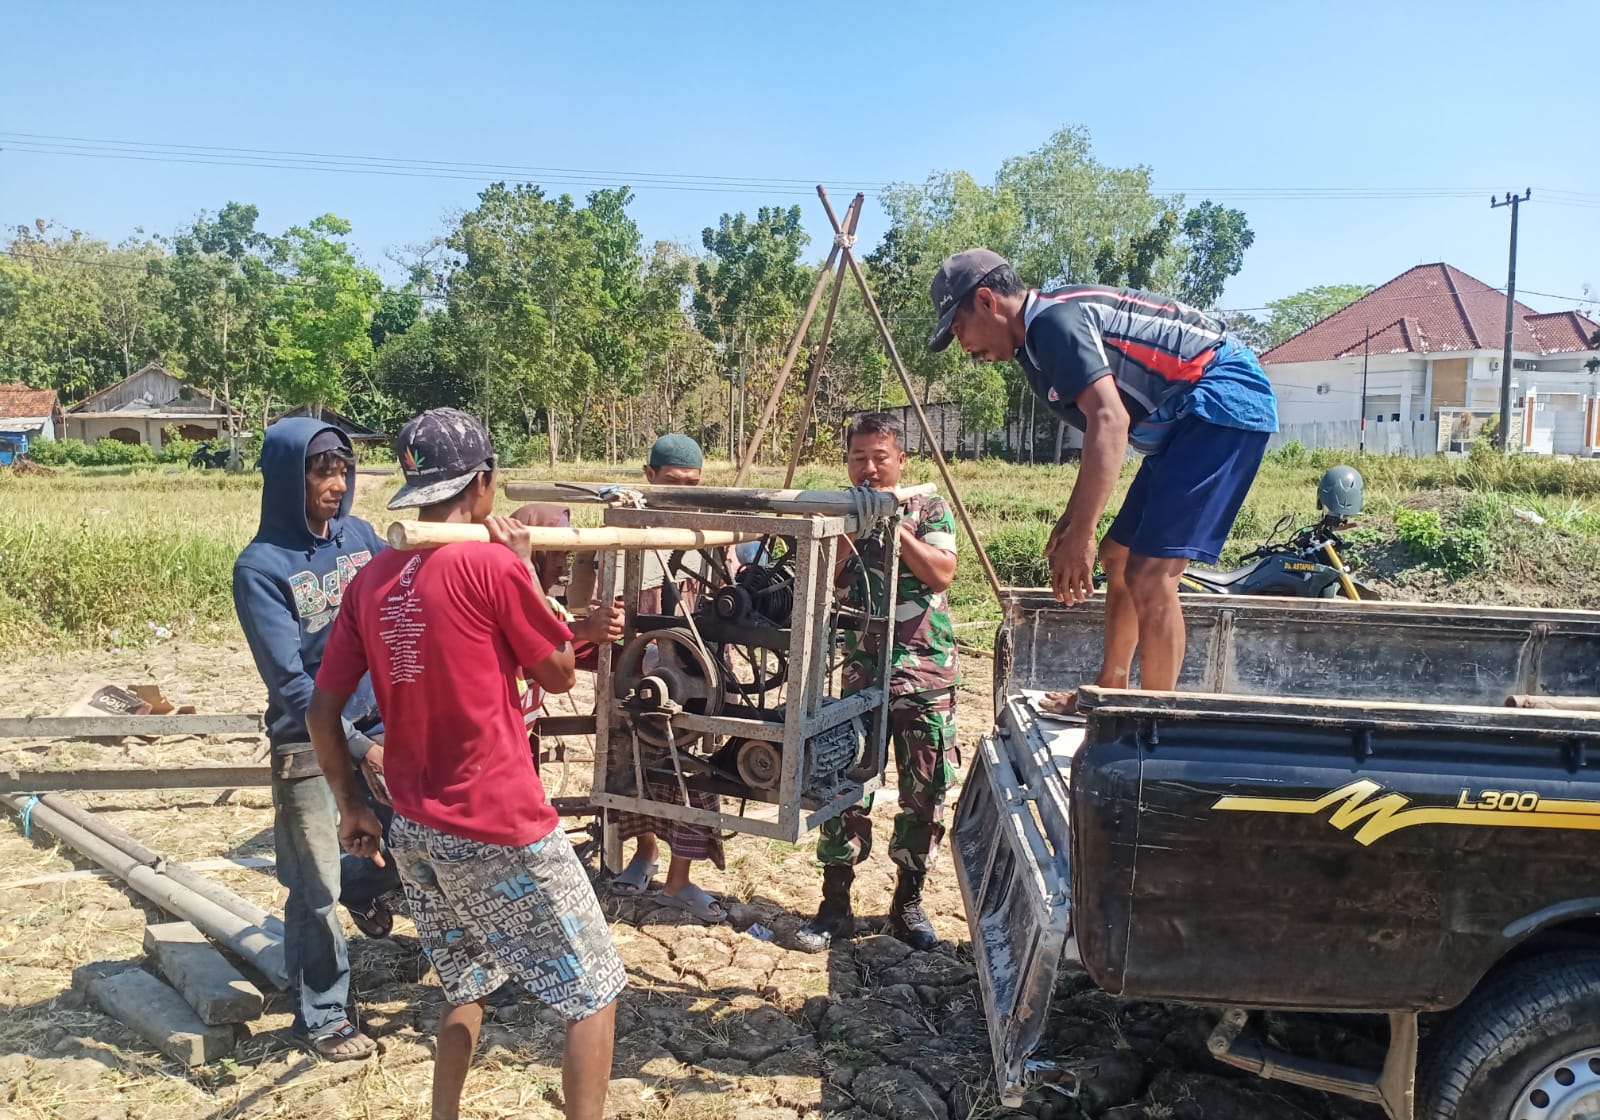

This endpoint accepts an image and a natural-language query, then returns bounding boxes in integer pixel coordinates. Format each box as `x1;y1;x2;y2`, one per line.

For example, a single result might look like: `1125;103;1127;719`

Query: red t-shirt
317;542;572;847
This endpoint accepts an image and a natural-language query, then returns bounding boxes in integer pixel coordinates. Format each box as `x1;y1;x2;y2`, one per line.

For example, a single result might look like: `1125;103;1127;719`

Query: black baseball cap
928;248;1010;352
388;407;496;510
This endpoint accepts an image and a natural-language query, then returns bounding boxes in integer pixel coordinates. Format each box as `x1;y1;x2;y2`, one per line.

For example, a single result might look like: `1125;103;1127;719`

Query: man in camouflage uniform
794;412;959;953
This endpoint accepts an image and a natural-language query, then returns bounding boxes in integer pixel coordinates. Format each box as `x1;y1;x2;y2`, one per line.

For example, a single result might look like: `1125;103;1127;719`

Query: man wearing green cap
608;434;730;923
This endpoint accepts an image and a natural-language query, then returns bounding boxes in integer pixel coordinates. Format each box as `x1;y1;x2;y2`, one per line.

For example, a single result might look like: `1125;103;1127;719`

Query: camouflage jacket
839;492;960;696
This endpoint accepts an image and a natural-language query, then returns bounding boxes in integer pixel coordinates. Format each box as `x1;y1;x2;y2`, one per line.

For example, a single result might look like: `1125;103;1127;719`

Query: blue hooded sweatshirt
233;418;385;756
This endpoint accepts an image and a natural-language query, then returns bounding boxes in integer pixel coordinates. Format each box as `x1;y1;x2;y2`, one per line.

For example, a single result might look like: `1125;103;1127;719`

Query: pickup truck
953;593;1600;1120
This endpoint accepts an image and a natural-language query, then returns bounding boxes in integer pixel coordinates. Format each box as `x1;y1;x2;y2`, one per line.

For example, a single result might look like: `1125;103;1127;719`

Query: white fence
1269;420;1440;457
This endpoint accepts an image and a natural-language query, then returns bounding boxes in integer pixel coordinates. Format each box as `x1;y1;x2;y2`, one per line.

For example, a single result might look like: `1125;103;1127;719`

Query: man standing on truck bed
928;250;1277;705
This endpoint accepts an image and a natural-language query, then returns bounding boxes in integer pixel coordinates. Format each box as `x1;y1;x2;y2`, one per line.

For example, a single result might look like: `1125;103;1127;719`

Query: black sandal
294;1019;377;1062
346;896;394;939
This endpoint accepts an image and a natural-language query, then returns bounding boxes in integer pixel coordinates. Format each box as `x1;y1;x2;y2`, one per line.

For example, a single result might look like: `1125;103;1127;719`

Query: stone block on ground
70;959;139;995
143;922;264;1025
87;967;235;1067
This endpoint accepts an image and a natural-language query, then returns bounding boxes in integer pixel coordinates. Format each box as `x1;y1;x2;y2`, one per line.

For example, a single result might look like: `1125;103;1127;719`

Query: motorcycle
189;441;232;470
1179;465;1378;600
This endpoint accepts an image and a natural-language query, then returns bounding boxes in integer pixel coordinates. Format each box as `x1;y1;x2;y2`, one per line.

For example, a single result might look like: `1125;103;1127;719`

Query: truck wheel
1418;952;1600;1119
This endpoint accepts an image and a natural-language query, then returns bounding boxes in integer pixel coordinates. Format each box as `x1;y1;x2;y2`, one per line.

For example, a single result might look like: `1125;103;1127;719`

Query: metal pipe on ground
4;793;288;989
37;794;283;936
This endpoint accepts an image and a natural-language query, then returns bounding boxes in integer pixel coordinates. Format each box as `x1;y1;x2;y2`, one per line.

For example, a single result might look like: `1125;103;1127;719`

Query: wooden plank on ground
0;714;262;739
0;766;271;793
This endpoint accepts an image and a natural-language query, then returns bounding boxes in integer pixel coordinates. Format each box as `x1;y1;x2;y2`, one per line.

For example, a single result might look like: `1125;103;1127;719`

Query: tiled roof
1526;311;1600;353
0;383;59;421
1261;263;1600;363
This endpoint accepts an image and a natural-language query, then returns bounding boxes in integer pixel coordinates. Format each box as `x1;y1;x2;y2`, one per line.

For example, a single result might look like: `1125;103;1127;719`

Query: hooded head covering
255;418;357;549
235;417;382;751
511;503;571;593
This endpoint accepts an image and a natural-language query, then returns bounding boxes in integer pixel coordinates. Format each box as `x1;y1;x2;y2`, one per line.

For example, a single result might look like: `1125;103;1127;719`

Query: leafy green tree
368;314;475;432
1222;311;1274;352
636;240;715;438
573;188;646;461
267;214;382;413
1262;283;1374;347
446;182;604;464
693;206;813;460
999;127;1174;290
1177;201;1255;308
149;202;280;442
369;288;421;348
0;222;168;395
870;172;1022;414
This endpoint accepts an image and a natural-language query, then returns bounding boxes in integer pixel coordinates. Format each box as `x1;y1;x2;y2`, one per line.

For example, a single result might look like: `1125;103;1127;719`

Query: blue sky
4;0;1596;316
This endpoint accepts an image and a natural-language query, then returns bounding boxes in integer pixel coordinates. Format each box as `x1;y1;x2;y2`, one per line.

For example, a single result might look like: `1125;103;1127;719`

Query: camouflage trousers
815;689;959;873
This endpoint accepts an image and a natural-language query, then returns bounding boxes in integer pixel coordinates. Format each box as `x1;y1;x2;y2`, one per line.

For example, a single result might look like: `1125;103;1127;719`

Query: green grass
7;447;1600;646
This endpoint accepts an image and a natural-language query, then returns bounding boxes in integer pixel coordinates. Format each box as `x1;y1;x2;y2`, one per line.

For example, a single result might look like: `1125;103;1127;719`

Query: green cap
647;433;703;469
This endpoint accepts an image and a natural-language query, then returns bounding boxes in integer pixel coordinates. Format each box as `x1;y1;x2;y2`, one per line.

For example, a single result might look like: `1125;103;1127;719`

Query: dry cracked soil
0;639;1381;1120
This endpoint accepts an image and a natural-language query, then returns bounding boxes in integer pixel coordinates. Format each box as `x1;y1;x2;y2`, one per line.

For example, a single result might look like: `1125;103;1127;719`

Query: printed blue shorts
389;814;626;1019
1106;412;1269;564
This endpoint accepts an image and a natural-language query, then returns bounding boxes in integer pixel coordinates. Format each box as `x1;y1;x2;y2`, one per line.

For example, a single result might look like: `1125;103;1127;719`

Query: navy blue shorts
1106;414;1269;564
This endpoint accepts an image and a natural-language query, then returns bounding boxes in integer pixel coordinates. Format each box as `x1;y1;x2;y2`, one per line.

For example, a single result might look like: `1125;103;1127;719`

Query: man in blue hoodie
234;419;394;1061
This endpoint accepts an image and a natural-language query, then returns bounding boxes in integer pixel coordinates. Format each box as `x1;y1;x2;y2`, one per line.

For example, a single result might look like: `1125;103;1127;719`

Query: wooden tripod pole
816;186;1006;603
783;193;861;488
732;192;863;485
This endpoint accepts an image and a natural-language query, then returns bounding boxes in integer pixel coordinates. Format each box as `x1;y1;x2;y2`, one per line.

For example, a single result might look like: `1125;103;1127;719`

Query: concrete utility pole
1359;327;1370;453
1491;189;1532;452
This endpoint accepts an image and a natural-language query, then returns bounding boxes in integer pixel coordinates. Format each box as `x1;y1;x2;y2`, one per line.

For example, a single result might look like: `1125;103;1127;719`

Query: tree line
0;125;1370;464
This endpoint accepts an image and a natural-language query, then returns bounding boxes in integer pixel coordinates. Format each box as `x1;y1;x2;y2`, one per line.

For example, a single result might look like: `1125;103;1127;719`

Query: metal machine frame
589;501;900;848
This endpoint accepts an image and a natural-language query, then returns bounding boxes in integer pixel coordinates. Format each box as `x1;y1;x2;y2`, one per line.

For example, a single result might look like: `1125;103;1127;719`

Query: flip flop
610;854;659;897
657;883;728;924
293;1019;377;1062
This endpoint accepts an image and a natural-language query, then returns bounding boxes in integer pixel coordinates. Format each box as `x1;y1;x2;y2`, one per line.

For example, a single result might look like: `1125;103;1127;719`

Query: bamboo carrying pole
500;481;935;517
387;521;769;552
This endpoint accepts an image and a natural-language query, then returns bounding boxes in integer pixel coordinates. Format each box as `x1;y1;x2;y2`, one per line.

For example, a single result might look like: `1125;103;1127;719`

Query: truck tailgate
951;691;1083;1105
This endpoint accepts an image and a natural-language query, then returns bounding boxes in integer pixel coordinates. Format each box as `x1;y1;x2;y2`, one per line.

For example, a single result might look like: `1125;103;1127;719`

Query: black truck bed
957;594;1600;1106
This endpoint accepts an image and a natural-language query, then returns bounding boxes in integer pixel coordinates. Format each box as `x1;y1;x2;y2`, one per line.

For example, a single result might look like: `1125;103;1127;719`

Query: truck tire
1418;951;1600;1119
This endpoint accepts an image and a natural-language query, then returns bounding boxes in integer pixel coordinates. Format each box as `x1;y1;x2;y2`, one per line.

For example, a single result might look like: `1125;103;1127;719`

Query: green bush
28;438;166;467
1394;506;1494;578
25;439;87;466
86;439;157;466
1269;439;1308;466
985;522;1052;588
158;435;204;465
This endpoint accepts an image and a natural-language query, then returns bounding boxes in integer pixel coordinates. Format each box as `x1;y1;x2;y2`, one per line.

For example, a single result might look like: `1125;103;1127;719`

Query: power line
8;247;1594;332
6;131;1600;207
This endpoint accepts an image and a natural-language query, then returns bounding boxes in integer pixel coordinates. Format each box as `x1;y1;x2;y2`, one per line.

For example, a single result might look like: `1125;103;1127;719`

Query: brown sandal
295;1019;376;1062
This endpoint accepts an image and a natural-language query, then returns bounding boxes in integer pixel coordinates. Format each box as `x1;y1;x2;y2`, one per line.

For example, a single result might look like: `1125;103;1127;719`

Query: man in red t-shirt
308;408;624;1120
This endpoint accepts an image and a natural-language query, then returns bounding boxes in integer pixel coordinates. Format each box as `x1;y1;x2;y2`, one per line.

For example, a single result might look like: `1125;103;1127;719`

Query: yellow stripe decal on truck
1212;780;1600;846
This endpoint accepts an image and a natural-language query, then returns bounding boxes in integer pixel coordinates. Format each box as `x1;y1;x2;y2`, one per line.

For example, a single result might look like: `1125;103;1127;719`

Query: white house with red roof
1261;263;1600;455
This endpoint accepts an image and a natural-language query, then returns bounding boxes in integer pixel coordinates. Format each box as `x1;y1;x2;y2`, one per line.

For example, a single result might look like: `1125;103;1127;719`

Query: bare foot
1040;690;1079;715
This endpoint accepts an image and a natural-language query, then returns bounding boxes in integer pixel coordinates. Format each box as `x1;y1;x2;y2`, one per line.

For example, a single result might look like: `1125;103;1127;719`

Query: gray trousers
271;773;351;1036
